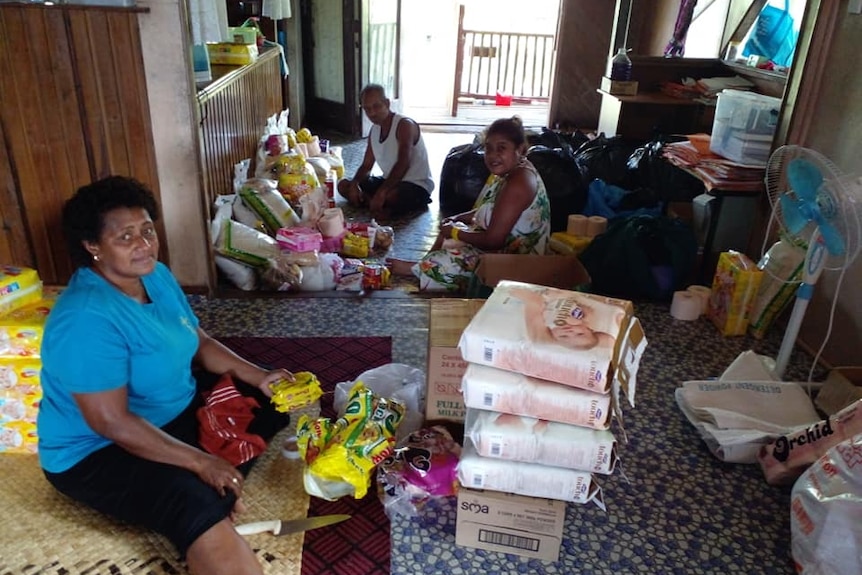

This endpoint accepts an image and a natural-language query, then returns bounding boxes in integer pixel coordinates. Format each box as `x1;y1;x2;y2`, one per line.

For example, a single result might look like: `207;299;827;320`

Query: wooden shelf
597;90;703;106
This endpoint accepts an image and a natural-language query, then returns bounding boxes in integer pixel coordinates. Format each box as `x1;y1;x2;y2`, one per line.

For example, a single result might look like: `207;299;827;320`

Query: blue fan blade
779;193;809;234
813;214;846;256
787;158;823;202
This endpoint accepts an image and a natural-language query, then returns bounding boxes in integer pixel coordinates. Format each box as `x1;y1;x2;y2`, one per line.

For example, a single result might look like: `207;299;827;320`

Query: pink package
377;426;461;518
757;398;862;485
276;227;323;252
319;231;345;253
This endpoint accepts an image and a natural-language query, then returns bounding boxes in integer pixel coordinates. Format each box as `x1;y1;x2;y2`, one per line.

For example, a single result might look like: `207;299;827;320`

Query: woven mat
0;425;310;575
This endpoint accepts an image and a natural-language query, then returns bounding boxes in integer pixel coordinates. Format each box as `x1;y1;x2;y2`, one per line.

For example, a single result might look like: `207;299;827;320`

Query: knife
235;514;351;536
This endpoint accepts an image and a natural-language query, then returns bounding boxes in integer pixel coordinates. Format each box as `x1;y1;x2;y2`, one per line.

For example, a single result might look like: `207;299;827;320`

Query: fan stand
772;229;828;379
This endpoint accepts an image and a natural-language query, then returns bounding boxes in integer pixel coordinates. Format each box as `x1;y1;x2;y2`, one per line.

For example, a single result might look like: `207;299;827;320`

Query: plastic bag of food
297;381;405;500
790;433;862;575
377;426;461;519
238;178;301;235
334;363;425;440
214;219;279;267
259;255;303;291
748;238;806;339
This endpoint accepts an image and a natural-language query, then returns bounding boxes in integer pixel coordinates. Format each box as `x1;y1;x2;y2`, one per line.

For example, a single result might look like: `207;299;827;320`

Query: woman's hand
255;368;295;398
194;452;245;499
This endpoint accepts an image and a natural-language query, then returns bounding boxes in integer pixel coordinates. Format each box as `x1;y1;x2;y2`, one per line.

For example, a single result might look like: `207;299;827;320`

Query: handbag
741;0;798;67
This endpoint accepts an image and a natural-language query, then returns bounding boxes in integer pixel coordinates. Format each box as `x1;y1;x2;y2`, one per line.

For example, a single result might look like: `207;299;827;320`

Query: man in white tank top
337;84;434;221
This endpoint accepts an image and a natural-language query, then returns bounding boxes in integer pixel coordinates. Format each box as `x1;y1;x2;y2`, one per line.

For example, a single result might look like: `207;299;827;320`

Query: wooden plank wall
197;48;283;211
0;4;159;285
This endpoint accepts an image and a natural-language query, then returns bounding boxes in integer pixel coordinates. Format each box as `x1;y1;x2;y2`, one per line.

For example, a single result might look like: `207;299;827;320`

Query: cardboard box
815;368;862;415
425;299;484;423
0;296;56;359
456;487;566;561
601;75;639;96
468;254;591;298
0;266;42;317
206;42;259;66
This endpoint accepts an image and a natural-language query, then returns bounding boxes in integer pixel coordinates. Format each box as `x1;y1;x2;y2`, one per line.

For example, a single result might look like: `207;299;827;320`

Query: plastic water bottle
610;48;632;81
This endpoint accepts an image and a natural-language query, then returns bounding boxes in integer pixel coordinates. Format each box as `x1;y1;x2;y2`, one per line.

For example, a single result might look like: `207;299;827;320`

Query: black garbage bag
439;143;490;216
579;214;698;302
528;127;591;156
573;135;641;190
626;136;705;202
527;146;588;233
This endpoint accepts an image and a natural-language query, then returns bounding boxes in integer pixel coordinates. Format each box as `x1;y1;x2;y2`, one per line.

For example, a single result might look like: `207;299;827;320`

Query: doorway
301;0;560;136
399;0;560;129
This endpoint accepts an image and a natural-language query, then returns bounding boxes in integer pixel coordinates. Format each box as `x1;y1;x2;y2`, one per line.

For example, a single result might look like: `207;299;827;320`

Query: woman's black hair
485;116;526;149
62;176;160;268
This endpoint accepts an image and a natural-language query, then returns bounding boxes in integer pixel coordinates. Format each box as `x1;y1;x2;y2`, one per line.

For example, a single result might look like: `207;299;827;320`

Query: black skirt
43;371;291;557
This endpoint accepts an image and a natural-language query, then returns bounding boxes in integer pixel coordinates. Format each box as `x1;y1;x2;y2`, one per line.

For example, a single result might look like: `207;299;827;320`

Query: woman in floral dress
389;116;551;292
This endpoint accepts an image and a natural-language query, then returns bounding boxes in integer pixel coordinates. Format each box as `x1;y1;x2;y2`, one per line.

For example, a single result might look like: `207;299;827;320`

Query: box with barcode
456;486;566;561
425;299;484;423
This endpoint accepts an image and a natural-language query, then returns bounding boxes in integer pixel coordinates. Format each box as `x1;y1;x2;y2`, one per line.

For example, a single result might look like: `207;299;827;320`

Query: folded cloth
197;373;267;466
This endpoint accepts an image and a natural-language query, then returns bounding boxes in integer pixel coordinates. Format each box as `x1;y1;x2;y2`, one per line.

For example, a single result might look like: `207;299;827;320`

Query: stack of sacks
0;268;56;454
456;280;647;509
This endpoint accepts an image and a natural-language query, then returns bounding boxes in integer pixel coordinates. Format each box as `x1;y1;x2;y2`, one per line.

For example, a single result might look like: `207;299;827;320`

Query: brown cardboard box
470;254;591;298
456;487;566;562
601;75;639;96
425;299;484;423
815;368;862;415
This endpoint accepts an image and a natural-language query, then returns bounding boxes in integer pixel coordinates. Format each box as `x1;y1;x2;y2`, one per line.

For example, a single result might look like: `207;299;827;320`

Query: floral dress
413;158;551;292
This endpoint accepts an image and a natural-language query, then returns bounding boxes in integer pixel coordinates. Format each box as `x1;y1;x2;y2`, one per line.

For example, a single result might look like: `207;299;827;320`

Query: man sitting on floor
337;84;434;221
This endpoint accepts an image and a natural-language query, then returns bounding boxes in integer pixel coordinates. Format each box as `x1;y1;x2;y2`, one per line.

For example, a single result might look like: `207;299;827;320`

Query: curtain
664;0;698;58
262;0;293;20
188;0;228;44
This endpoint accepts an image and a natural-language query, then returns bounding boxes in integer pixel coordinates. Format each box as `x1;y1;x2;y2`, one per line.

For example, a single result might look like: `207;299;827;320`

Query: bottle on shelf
610;47;633;81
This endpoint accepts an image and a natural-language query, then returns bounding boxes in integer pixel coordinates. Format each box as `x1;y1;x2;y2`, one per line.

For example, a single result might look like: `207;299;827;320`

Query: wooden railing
197;47;283;208
453;6;555;115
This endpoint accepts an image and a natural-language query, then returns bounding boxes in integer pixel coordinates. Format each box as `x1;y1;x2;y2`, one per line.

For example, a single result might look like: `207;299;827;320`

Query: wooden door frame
299;0;361;136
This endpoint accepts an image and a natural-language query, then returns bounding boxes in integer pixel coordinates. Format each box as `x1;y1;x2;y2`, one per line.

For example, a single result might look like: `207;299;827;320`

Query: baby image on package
458;280;631;392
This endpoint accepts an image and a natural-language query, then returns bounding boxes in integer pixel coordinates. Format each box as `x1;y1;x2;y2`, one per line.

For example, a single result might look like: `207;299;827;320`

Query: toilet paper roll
687;285;711;316
567;214;588;236
586;216;608;238
670;290;702;321
318;207;345;238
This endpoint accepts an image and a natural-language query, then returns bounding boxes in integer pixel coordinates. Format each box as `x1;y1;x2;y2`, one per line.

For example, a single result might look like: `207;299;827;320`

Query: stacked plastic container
709;89;782;166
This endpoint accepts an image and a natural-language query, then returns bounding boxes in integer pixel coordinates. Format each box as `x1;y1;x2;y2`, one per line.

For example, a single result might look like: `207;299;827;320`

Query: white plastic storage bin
710;89;781;166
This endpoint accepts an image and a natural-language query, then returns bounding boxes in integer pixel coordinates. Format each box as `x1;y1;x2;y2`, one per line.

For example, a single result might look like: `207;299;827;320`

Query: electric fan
764;145;862;379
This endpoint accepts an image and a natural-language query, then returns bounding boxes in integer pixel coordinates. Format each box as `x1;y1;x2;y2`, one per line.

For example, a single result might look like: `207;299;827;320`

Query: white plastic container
710;89;781;166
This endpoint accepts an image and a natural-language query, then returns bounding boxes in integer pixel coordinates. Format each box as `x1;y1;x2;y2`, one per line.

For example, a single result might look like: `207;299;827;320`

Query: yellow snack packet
341;232;370;258
269;371;323;413
298;381;405;499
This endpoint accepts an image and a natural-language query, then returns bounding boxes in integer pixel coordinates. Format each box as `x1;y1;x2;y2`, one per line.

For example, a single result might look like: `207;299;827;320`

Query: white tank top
369;114;434;193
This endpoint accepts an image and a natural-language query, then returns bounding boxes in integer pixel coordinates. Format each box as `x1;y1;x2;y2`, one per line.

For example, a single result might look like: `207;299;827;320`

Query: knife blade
235;514;350;536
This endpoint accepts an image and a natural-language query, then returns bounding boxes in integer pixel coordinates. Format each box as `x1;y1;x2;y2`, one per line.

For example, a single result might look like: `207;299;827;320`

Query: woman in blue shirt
38;176;293;575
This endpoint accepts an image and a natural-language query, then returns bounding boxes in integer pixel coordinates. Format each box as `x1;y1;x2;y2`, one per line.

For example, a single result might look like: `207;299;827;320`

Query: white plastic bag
334;363;426;440
790;433;862;575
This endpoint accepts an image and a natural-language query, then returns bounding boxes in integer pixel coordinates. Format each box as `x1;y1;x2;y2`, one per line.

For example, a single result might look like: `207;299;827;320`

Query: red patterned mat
219;336;393;575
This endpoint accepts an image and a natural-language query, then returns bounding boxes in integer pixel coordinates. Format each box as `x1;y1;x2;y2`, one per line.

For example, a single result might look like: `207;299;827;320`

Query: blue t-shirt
37;263;200;473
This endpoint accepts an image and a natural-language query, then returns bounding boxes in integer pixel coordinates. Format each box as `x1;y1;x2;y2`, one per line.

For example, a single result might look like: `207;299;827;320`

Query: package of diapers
457;443;605;509
461;363;612;429
458;280;635;394
465;408;619;474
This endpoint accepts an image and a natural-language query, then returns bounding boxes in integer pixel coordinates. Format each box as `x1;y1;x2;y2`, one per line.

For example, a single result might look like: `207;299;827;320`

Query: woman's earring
93;254;100;262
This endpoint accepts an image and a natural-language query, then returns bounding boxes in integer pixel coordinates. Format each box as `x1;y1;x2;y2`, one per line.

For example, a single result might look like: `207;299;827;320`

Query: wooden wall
0;4;160;285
